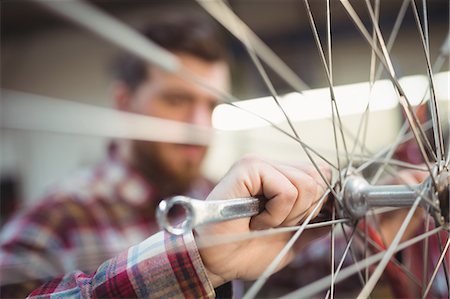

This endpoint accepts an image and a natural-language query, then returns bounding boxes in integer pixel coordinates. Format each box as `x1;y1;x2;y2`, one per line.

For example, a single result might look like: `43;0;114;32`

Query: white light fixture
434;71;450;102
212;71;449;131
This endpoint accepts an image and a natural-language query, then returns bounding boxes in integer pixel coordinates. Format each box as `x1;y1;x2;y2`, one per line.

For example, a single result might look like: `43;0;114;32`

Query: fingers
267;160;331;225
268;164;327;226
206;154;332;231
237;155;331;230
244;159;299;230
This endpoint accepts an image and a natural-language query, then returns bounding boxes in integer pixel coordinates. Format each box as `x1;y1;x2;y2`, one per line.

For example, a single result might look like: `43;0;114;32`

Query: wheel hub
342;165;449;228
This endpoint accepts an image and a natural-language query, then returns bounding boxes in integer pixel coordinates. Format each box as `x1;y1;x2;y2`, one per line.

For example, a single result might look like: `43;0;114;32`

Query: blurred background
1;0;449;224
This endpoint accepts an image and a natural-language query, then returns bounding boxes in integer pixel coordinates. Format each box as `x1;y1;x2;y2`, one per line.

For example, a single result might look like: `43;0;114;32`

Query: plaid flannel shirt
27;231;214;298
0;149;215;298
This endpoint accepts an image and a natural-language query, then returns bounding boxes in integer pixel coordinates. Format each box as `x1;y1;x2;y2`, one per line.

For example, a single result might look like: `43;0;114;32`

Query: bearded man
0;14;230;297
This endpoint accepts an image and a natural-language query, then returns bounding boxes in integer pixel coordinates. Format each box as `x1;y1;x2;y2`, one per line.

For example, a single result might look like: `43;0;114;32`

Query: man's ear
111;81;134;112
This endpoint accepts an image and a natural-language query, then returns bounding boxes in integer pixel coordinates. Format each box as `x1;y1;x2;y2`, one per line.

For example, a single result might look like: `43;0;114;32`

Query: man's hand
195;155;331;287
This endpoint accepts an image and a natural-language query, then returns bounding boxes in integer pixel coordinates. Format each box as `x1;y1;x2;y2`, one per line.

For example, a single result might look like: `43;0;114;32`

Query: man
0;12;439;299
0;14;233;297
0;12;332;298
25;156;330;298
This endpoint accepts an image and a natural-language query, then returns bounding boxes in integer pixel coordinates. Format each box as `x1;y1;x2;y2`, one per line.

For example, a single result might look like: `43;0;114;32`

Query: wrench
156;195;267;235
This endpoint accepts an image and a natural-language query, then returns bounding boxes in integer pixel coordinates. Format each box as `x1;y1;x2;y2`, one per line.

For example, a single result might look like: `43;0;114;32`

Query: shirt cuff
126;230;215;298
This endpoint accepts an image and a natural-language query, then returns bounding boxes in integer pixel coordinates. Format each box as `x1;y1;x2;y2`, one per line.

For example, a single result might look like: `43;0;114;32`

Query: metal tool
157;195;266;235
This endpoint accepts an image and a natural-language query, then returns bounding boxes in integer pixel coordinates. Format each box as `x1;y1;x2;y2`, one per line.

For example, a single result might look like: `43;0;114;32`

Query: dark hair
112;13;228;91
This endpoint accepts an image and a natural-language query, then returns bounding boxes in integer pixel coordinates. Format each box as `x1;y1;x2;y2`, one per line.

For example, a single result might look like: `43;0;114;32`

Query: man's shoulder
14;160;119;218
0;162;123;240
31;156;154;213
41;164;105;204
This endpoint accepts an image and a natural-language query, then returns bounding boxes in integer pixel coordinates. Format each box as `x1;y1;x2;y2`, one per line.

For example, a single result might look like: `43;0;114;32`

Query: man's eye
164;95;189;105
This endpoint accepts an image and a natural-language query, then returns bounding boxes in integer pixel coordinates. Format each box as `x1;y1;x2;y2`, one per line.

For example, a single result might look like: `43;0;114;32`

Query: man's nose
188;105;212;127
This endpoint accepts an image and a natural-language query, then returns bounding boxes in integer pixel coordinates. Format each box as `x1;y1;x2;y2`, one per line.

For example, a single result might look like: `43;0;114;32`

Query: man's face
125;53;229;194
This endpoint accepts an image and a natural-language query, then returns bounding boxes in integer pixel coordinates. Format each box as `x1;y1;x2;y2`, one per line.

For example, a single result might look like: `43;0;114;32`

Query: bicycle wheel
199;2;449;298
3;1;449;298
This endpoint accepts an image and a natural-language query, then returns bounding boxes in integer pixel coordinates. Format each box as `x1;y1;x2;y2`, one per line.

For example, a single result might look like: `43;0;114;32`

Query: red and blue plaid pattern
27;232;214;298
0;151;214;298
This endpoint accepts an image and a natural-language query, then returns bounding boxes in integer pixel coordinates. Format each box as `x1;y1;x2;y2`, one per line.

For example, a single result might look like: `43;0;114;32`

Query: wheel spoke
373;0;409;81
211;1;301;140
243;190;330;299
1;90;213;145
357;193;423;298
195;216;349;249
358;0;404;169
355;120;433;176
368;0;381;85
363;158;428;172
224;101;340;170
364;218;369;283
368;211;388;248
410;0;445;164
340;0;439;187
304;0;349;184
354;221;422;288
329;204;336;299
197;0;310;92
422;210;431;297
198;0;340;197
325;225;357;299
423;236;450;298
373;34;450;178
364;0;439;167
279;227;443;299
341;222;369;291
446;135;450;167
436;232;450;291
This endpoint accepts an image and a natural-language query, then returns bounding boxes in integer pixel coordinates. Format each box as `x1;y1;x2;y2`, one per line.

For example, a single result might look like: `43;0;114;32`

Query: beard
130;140;206;198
